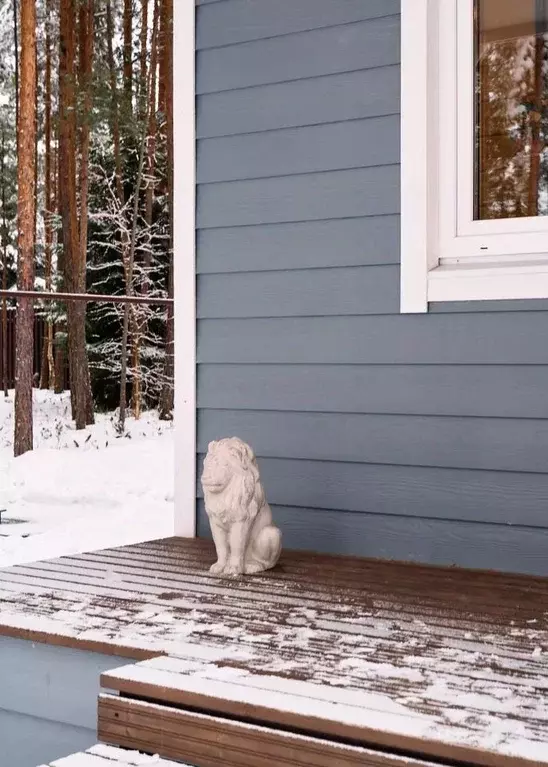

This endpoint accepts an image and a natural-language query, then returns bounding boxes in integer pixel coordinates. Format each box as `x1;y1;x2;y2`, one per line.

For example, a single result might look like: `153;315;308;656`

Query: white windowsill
427;260;548;303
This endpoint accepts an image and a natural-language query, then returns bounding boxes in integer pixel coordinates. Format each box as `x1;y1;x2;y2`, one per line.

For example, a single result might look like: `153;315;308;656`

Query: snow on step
41;744;187;767
102;654;548;766
98;692;447;767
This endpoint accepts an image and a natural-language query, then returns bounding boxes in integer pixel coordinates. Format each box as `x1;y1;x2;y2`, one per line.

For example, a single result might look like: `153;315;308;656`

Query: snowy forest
0;0;174;459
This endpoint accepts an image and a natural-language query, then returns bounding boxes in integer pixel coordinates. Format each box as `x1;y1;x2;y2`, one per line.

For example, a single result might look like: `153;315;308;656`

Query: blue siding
198;66;400;138
1;710;96;767
197;115;400;182
0;637;128;767
196;0;399;48
195;0;548;575
197;16;400;93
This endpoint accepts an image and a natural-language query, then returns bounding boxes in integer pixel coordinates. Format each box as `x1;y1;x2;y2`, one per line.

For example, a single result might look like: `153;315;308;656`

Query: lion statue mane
201;437;282;576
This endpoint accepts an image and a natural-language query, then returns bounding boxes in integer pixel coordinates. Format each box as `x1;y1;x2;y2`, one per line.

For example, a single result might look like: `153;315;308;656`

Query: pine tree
14;0;37;456
39;0;55;390
158;0;173;421
58;0;94;429
1;125;9;397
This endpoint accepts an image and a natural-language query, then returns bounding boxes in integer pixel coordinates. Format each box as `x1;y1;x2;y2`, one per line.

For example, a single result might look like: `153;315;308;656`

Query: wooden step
100;654;546;767
98;693;443;767
37;743;187;766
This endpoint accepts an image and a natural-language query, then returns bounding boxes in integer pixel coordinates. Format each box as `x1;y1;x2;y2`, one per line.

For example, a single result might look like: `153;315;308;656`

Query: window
401;0;548;312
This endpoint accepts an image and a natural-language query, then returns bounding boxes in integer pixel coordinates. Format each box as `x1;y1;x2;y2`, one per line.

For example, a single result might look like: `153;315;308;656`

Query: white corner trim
173;0;196;537
428;261;548;303
400;0;430;314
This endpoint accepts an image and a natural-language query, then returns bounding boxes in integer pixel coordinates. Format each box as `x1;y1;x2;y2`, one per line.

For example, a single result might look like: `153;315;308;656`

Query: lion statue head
201;437;265;522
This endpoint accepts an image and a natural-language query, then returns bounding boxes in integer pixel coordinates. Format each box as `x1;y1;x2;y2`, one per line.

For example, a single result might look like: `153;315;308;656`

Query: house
2;2;548;766
174;0;548;576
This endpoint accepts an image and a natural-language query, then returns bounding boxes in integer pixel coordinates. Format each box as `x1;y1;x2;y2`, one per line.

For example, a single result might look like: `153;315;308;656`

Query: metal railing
0;290;174;306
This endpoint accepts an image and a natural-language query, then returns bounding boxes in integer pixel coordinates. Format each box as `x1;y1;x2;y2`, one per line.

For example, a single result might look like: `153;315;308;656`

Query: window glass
475;0;548;219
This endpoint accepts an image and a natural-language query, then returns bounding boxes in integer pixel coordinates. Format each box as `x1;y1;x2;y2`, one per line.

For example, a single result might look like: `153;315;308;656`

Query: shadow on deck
0;538;547;766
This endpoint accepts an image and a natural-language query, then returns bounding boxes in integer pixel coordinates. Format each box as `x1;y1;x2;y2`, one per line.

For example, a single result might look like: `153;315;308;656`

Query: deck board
1;537;547;765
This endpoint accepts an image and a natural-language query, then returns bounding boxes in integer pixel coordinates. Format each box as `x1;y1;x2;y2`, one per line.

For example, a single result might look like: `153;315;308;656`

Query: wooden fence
0;311;67;390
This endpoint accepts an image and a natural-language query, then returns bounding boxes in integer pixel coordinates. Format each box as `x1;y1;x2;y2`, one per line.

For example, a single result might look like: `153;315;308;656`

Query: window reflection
475;0;548;219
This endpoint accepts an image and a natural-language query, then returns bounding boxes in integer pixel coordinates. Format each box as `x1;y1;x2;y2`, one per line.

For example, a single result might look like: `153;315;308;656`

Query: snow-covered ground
0;390;174;568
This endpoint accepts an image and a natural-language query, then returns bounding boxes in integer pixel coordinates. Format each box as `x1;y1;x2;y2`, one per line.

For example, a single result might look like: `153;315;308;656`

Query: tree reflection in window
475;0;548;219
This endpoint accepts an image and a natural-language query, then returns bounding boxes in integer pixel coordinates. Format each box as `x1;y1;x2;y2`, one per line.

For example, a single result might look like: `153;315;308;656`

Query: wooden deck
1;537;547;767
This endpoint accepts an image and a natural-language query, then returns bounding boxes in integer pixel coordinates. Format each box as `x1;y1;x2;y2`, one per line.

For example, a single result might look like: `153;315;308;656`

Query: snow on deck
41;744;186;766
2;537;548;766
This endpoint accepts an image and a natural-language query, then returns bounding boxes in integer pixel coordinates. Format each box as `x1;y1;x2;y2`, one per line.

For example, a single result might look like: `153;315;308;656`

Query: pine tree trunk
158;256;174;421
528;35;544;217
119;5;159;430
1;247;7;398
40;0;55;390
106;0;124;206
158;0;166;124
52;144;65;393
14;0;37;457
138;0;148;114
12;0;19;127
9;0;18;399
106;0;132;290
145;0;159;241
33;15;39;254
59;0;93;429
78;0;93;267
158;0;174;421
106;0;138;422
77;0;95;424
131;0;158;418
1;127;8;398
119;113;150;430
54;323;66;395
123;0;133;121
39;329;49;389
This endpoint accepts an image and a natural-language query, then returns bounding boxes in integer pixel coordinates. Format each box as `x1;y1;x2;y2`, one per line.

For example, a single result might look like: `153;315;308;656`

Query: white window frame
173;0;197;537
401;0;548;312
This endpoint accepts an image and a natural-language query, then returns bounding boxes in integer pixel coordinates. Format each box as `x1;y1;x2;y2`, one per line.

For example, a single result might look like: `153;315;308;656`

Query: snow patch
0;390;174;567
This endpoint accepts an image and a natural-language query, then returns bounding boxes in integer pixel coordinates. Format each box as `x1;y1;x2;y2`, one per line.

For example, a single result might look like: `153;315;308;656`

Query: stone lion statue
201;437;282;576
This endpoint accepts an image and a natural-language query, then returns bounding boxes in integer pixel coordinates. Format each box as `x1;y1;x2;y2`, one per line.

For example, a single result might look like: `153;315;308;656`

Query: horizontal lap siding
196;0;400;48
196;504;548;577
198;267;399;317
198;67;400;138
195;458;548;527
197;16;400;93
195;1;548;575
197;116;400;183
198;314;548;364
1;710;96;767
198;364;548;418
198;217;400;272
197;410;548;474
0;638;128;767
198;166;400;227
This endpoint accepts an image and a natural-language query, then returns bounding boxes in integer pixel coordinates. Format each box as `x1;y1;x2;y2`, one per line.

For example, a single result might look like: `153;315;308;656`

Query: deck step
98;693;442;767
38;743;187;766
100;653;545;767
